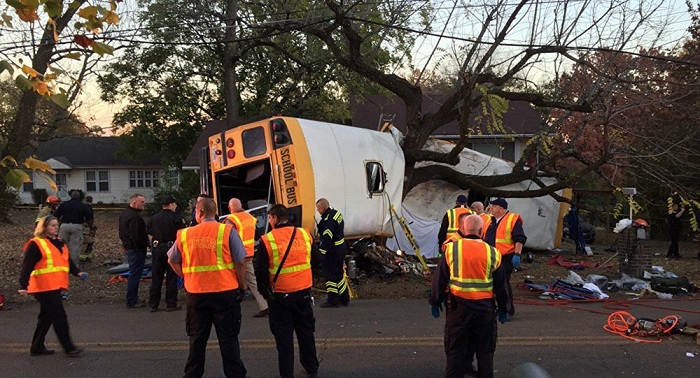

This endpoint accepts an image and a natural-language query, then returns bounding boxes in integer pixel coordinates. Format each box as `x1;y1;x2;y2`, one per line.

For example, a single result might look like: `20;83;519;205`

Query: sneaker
126;302;146;309
30;349;55;356
320;302;340;308
165;305;182;312
65;348;83;357
253;309;269;318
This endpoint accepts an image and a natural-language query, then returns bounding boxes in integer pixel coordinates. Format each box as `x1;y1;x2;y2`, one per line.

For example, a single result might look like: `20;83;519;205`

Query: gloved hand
431;304;443;319
78;272;89;280
498;311;509;324
512;254;521;269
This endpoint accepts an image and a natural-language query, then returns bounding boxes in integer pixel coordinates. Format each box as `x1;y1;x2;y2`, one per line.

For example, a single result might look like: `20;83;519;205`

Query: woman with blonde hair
18;215;89;357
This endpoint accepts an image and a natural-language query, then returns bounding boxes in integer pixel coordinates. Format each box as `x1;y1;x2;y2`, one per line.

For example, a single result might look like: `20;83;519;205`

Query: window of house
22;172;33;192
86;170;109;192
365;162;385;195
167;167;180;187
55;173;67;192
129;170;161;188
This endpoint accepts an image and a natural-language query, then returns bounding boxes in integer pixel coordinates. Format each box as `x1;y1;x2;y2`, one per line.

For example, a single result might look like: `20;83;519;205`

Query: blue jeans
126;249;146;306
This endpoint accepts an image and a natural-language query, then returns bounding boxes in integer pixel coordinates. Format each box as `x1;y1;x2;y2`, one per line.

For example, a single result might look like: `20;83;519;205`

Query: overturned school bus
202;116;405;238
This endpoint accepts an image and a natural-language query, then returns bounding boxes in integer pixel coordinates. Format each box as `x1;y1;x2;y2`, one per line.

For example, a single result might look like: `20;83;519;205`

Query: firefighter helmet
46;195;60;205
634;218;649;227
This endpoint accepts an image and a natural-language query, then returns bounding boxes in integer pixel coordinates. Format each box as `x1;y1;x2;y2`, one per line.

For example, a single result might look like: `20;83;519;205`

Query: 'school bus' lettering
278;146;298;206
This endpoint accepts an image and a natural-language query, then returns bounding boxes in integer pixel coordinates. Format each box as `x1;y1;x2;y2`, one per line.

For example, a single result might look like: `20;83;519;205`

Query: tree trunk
223;0;241;127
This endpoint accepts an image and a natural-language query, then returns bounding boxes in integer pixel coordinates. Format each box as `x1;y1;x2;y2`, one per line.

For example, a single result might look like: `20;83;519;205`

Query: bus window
242;127;267;158
366;162;385;194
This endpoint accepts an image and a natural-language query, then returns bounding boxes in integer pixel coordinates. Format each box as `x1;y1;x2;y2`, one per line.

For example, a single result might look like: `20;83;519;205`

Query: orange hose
602;311;679;343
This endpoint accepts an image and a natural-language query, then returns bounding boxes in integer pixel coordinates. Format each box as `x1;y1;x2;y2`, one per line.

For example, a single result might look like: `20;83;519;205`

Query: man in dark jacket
54;190;93;266
119;193;148;308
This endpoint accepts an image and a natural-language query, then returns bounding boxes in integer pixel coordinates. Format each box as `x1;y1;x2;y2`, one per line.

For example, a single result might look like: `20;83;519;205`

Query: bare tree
259;0;689;202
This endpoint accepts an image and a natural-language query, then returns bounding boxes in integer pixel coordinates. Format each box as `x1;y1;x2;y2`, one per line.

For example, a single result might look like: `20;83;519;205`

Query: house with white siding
17;136;164;205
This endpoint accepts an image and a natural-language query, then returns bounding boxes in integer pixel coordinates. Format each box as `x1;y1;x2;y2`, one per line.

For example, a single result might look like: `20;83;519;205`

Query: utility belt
271;288;312;301
152;240;174;248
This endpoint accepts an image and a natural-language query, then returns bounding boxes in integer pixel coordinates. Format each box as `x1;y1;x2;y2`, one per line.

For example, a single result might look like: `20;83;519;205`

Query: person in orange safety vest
430;214;510;378
224;197;269;318
483;198;526;317
18;215;88;357
255;204;320;378
438;194;473;248
168;198;248;378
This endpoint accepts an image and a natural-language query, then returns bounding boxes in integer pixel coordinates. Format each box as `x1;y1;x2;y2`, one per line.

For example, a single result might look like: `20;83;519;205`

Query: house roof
349;95;544;137
182;97;544;168
36;136;161;167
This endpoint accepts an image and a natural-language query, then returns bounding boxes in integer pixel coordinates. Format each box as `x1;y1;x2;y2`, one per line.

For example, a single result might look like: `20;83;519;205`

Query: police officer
315;198;349;308
255;204;320;378
168;198;248;378
430;214;510;378
438;194;473;248
224;198;268;318
483;197;526;317
147;195;185;312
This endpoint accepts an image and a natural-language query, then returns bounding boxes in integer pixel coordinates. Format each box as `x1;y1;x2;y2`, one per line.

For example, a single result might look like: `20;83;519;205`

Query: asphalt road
2;297;700;377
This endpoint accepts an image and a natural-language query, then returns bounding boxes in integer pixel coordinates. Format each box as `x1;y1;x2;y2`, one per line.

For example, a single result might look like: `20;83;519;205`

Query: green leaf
5;168;30;188
2;14;13;28
0;60;14;75
69;1;82;10
6;0;26;10
15;75;33;90
43;0;64;19
50;93;70;108
91;41;115;56
64;52;82;60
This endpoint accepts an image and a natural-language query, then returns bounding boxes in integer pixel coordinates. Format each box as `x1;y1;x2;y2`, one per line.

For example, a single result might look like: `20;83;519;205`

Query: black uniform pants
149;245;178;309
667;228;681;258
184;290;246;378
321;248;349;305
502;253;515;315
444;302;497;378
268;289;319;378
31;290;77;353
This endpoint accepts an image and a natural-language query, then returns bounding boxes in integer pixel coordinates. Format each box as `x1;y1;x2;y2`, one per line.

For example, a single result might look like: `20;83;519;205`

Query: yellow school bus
203;116;405;238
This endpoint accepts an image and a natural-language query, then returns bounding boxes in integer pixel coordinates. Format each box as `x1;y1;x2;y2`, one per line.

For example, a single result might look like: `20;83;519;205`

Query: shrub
31;188;48;205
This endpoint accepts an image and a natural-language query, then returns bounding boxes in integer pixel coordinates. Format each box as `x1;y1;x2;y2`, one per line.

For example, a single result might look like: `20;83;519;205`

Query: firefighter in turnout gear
315;198;349;308
430;214;510;378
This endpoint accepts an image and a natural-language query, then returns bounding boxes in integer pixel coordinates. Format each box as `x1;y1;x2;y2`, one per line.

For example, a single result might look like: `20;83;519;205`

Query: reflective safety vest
480;213;492;239
25;237;70;294
444;238;501;300
261;226;313;293
441;233;462;253
177;222;239;293
226;212;257;257
445;207;473;240
494;212;521;255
